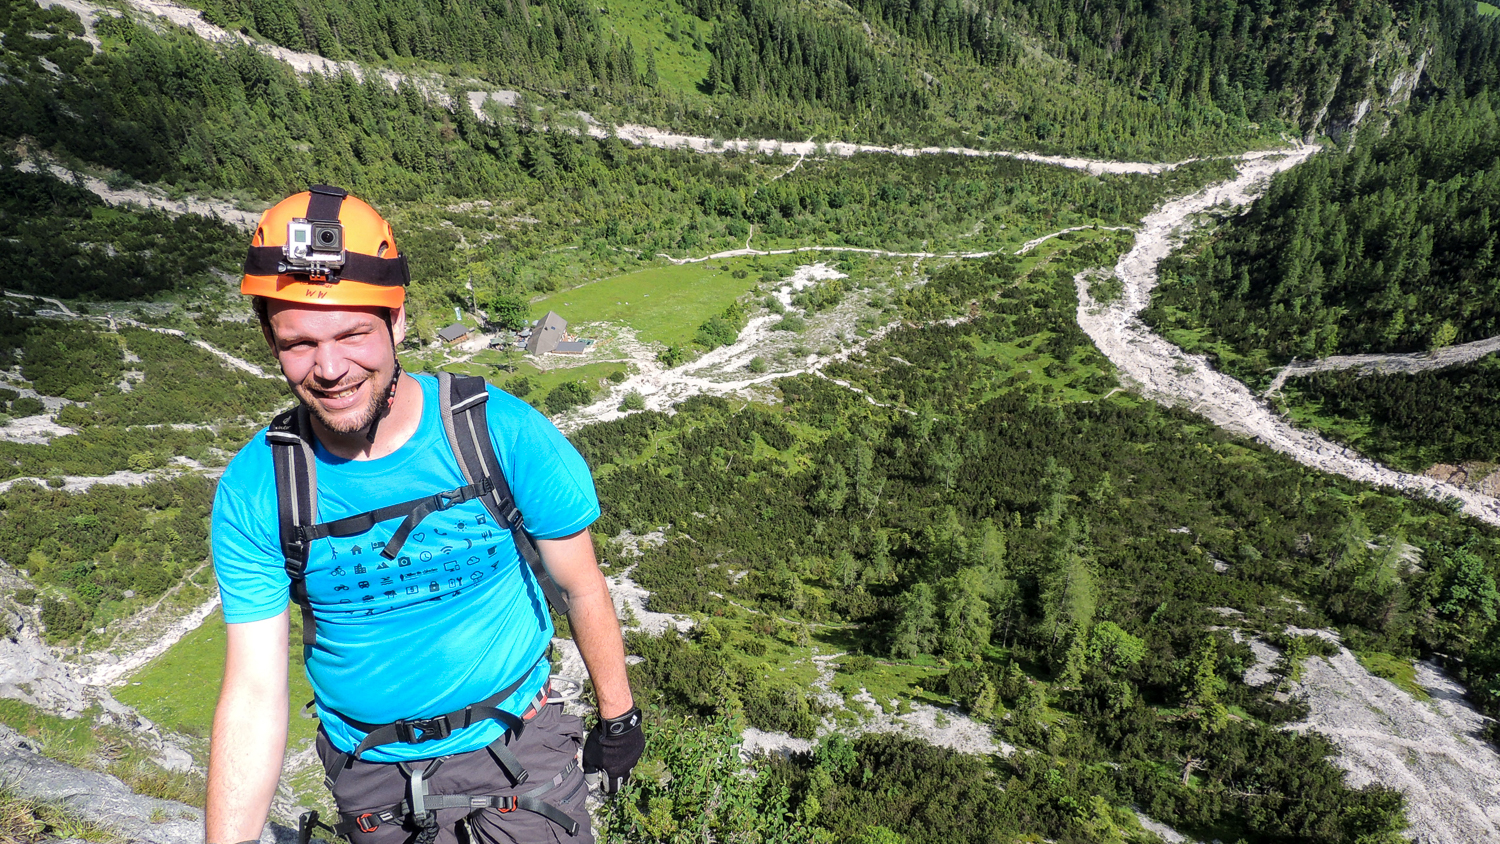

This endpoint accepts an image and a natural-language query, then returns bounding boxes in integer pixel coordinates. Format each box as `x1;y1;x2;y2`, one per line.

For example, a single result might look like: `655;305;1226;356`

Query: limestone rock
0;724;296;844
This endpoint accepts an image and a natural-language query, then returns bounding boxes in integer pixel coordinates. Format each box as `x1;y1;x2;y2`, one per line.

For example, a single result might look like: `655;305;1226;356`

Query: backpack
265;371;571;647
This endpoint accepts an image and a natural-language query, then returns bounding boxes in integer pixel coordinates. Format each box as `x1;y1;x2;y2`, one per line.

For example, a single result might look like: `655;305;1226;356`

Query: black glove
583;706;644;795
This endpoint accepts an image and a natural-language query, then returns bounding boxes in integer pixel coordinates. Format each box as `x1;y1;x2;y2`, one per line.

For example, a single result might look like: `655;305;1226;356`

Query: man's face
263;301;406;435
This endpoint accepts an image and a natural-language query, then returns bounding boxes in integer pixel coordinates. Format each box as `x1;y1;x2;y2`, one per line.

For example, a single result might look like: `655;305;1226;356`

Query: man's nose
311;341;350;382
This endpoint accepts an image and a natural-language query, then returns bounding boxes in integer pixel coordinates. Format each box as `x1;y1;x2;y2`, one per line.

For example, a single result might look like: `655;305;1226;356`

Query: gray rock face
0;724;296;844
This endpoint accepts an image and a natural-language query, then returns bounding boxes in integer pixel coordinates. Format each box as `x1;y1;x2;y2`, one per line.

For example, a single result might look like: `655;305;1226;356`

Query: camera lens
318;230;336;245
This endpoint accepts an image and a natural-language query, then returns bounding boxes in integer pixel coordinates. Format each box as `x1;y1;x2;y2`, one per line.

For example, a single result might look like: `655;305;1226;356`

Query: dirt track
1265;333;1500;395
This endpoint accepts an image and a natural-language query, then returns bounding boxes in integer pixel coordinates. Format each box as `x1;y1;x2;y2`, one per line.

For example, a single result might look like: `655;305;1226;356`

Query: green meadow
599;0;715;98
531;260;762;348
116;609;318;750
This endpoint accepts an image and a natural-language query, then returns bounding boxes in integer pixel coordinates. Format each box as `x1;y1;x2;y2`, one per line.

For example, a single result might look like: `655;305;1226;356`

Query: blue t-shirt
211;374;599;761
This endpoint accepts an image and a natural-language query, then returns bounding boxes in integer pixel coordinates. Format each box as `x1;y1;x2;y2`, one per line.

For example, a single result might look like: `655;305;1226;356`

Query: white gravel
15;159;261;230
1286;651;1500;843
1265;333;1500;395
1073;144;1500;528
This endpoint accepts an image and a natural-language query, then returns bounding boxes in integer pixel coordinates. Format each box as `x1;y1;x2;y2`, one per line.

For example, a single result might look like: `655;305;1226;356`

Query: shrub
657;346;689;367
747;356;768;373
545;382;593;414
39;597;87;640
618;391;646;412
11;397;44;416
773;315;806;332
502;376;534;398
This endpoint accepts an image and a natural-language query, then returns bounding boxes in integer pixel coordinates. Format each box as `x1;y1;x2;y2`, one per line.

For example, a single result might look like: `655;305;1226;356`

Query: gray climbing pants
314;702;594;844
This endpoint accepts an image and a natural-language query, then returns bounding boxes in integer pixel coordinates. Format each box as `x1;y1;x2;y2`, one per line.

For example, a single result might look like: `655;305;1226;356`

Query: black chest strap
267;373;574;647
438;371;572;617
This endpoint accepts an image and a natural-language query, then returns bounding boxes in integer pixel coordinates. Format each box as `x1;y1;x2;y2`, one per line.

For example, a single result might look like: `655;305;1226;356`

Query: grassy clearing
115;609;318;751
1481;1;1500;16
599;0;714;98
1354;651;1431;701
531;260;762;348
1276;389;1378;455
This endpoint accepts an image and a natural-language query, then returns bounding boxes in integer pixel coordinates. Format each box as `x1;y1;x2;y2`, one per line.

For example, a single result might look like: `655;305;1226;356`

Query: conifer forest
3;0;1500;841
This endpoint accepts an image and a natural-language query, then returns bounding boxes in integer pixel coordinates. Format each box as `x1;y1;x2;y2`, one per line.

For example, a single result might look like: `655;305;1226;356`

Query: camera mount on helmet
281;218;346;281
279;185;348;283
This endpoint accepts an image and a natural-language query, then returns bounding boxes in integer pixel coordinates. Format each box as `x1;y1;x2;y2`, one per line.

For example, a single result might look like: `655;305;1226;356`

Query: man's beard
296;368;392;435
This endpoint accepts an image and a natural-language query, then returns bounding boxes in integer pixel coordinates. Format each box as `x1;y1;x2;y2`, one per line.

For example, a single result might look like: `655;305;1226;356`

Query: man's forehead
266;301;391;338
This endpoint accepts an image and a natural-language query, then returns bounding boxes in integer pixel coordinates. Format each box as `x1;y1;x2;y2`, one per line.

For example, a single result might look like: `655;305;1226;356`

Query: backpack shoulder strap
266;405;321;646
438;372;572;615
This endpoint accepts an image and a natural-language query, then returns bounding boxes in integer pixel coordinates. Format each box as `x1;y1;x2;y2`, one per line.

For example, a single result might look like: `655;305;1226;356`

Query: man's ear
389;305;408;347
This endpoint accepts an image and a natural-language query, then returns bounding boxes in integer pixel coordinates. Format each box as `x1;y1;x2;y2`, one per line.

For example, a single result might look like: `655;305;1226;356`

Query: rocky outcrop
0;602;195;772
0;724;296;844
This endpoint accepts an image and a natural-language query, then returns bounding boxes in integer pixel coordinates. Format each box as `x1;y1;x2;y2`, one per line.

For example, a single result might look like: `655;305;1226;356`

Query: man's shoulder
218;425;275;499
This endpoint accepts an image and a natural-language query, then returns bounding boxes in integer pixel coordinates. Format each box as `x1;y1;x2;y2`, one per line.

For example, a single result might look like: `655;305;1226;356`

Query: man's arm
206;609;291;843
537;529;633;718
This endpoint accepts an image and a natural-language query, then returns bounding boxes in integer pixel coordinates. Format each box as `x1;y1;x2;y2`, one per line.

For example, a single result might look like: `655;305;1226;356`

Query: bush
747;356;768;373
619;391;646;412
840;654;876;673
11;397;44;416
545;382;593;414
657;346;690;367
607;370;627;384
502;376;534;398
773;315;806;332
39;597;87;640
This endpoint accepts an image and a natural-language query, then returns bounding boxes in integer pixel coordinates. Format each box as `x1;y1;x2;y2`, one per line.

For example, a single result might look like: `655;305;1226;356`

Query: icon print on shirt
322;503;489;612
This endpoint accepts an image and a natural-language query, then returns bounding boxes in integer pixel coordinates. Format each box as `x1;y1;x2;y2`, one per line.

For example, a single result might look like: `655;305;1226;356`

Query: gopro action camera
282;218;345;278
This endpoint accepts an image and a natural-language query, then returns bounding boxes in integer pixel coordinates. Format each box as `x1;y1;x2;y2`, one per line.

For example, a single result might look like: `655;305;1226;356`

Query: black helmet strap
305;184;347;222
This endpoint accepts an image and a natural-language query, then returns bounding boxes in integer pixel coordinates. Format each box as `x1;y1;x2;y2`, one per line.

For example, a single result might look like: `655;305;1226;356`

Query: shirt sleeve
212;477;291;624
495;391;601;540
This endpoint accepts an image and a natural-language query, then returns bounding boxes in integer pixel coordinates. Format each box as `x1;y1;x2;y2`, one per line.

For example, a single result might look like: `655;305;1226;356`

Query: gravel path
15;159;261;229
77;594;223;688
46;0;1236;178
1265;334;1500;395
1073;144;1500;528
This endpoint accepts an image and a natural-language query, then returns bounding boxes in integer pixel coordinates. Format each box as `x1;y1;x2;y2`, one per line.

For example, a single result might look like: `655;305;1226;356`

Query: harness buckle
495;796;517;813
394;715;452;744
355;813;380;834
434;489;464;511
502;505;524;530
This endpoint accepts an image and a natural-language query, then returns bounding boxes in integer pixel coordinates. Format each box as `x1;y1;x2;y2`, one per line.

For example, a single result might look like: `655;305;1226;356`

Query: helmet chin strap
363;310;403;445
363;358;402;444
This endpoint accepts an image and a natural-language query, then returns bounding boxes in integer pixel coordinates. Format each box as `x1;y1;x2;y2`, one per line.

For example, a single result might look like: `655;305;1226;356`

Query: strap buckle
394;715;452;744
502;504;524;530
354;813;380;834
494;795;517;813
435;489;465;511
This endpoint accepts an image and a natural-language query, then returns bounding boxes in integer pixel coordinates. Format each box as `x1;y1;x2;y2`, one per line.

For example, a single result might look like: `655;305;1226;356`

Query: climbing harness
298;756;582;843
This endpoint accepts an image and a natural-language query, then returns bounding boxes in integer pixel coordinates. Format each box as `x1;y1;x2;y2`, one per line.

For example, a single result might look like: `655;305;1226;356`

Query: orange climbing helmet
241;185;410;309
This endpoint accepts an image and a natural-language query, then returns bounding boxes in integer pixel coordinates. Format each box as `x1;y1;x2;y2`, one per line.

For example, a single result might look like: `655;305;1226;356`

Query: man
207;186;641;844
